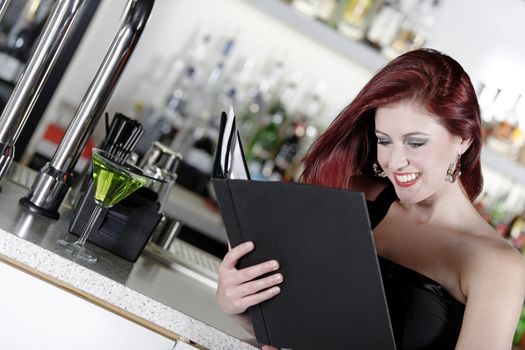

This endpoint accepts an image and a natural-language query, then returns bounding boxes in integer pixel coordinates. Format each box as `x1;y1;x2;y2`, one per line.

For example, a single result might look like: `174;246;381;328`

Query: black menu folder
211;107;396;350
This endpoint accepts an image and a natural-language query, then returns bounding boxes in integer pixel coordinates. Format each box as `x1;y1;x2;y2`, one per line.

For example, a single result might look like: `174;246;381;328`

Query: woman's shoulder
460;226;522;268
459;227;525;297
348;175;390;201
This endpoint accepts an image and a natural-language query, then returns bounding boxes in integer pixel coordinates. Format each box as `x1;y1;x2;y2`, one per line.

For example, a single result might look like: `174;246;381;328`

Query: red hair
301;49;483;201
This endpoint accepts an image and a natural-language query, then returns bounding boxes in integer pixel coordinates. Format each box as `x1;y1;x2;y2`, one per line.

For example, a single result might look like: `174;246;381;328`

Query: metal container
140;141;182;209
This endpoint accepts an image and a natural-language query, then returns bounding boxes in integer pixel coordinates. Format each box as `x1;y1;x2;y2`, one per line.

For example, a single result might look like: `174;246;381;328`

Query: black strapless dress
367;185;465;350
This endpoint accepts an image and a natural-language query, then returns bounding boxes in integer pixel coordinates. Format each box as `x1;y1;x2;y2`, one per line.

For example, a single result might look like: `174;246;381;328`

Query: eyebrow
375;130;430;137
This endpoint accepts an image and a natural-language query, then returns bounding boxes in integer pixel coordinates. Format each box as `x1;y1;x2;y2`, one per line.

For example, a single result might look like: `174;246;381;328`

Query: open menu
211;106;396;350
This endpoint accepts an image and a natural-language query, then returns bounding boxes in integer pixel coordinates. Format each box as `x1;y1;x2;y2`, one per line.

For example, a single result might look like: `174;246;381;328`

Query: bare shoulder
455;229;525;348
348;175;389;201
460;230;525;298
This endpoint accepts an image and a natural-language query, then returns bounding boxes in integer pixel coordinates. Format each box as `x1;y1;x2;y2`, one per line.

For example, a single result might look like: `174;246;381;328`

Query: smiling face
375;102;469;204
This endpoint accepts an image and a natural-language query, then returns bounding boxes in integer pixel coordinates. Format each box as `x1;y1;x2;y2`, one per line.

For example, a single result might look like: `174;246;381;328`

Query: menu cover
211;107;396;350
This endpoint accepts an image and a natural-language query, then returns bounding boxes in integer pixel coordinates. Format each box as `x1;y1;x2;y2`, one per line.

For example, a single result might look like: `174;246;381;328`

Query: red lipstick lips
393;172;420;188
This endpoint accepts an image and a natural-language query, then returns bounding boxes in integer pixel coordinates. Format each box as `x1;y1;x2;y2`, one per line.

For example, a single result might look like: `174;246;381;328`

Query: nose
388;144;409;170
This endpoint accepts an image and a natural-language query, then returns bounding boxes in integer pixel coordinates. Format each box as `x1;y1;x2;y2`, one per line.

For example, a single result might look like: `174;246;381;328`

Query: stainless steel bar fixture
0;0;12;24
20;0;155;219
0;0;86;183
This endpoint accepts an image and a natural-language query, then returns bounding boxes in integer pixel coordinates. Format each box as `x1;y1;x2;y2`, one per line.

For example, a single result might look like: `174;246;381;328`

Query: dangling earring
373;162;387;178
445;155;462;183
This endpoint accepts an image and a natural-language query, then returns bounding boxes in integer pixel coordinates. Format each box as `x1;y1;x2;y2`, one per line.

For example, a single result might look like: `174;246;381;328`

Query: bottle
133;31;214;155
165;66;198;119
382;0;439;59
486;92;524;157
246;104;287;180
366;0;403;49
292;0;321;18
477;85;501;141
337;0;378;40
239;58;285;144
246;80;299;180
0;0;54;85
271;82;325;181
493;95;521;141
515;305;525;346
192;32;236;126
216;56;256;118
316;0;340;22
509;95;525;158
168;32;237;187
292;0;339;23
519;142;525;165
508;213;525;250
163;31;215;119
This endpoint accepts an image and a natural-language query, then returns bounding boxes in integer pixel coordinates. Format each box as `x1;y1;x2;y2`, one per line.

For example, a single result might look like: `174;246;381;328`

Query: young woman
216;49;525;349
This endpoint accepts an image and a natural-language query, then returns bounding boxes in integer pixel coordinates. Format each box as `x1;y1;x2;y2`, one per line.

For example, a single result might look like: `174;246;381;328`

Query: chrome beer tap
20;0;155;219
0;0;12;24
0;0;86;182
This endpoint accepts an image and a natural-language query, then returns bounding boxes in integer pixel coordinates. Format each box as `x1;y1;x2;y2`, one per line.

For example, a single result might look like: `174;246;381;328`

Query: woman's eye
406;141;426;148
377;140;391;146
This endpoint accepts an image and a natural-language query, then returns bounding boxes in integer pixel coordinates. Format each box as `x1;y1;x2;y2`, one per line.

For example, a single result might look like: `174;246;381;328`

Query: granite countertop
0;165;257;350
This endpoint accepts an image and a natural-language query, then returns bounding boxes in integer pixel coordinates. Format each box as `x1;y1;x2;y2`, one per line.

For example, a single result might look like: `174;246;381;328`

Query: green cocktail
92;151;147;207
57;148;157;263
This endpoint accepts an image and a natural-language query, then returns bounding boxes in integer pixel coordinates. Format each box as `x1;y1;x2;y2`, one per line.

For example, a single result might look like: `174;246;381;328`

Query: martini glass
57;148;156;263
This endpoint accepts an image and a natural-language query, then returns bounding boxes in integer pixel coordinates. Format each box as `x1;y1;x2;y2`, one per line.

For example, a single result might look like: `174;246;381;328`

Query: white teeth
396;173;418;183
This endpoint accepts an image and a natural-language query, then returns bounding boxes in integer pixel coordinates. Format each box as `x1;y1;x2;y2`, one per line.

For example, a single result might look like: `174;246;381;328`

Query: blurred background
1;0;525;286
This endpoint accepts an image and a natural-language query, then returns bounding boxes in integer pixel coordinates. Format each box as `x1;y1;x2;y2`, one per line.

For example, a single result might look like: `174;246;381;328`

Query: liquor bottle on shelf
270;81;325;181
365;0;403;49
292;0;322;18
0;0;54;86
486;185;525;239
238;58;285;144
382;0;439;59
514;305;525;347
164;32;237;195
508;213;525;251
246;104;287;180
477;85;501;141
133;31;215;156
508;95;525;158
486;93;525;159
291;0;339;23
191;32;236;129
493;94;521;140
216;56;256;119
519;142;525;165
337;0;378;40
164;66;198;120
246;79;299;180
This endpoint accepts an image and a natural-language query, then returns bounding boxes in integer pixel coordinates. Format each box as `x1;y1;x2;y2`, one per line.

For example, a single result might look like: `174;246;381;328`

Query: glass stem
76;205;105;247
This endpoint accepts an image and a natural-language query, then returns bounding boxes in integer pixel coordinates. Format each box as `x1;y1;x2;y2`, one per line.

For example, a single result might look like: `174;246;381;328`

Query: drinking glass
57;148;157;262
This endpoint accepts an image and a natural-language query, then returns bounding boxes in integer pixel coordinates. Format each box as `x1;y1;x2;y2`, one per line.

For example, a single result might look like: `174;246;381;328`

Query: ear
458;137;473;155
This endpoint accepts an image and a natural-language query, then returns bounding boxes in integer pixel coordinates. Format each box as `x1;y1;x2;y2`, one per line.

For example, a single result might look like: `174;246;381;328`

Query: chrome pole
0;0;85;181
0;0;12;24
21;0;155;219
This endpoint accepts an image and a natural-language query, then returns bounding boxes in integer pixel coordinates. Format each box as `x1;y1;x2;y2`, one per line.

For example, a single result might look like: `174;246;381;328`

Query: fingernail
246;241;254;249
273;286;281;294
274;274;283;282
271;260;279;270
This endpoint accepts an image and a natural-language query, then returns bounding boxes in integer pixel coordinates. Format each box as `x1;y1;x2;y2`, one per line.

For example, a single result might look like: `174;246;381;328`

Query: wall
428;0;525;100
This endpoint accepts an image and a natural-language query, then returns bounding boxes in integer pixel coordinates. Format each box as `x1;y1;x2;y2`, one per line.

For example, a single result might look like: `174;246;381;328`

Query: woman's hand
261;345;280;350
217;241;283;316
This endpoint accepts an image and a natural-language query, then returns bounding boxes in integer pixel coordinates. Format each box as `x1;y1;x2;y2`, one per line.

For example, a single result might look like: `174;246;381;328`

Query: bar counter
0;164;256;350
